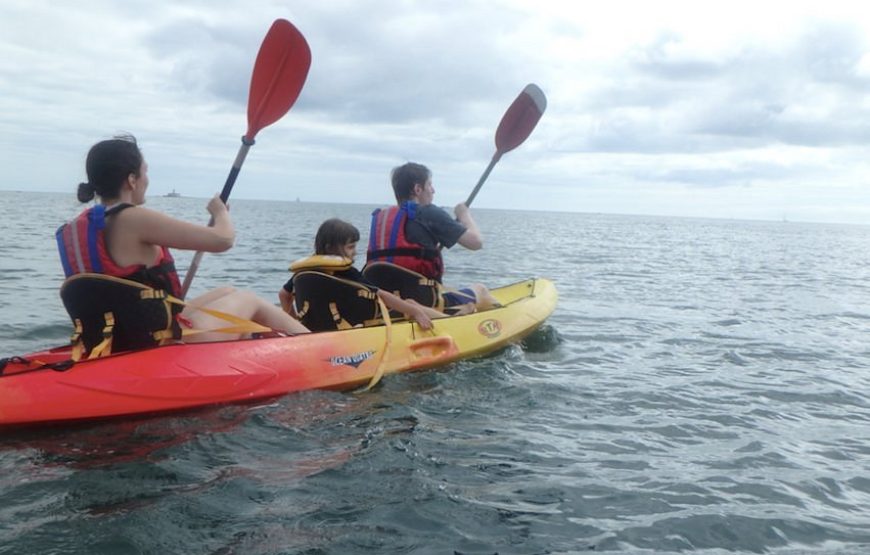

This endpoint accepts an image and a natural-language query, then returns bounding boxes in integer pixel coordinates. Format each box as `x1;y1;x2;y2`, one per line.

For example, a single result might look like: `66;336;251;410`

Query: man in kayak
58;135;308;353
366;162;498;313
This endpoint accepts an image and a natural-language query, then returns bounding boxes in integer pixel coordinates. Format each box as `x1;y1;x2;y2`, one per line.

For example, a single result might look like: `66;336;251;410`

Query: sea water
1;190;869;554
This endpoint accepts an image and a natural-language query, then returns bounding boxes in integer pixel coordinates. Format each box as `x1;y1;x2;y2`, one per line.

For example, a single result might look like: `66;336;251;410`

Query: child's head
391;162;431;203
315;218;360;259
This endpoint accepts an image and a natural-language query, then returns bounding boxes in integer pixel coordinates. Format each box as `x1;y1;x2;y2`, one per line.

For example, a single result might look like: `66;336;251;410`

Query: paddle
464;83;547;207
180;19;312;298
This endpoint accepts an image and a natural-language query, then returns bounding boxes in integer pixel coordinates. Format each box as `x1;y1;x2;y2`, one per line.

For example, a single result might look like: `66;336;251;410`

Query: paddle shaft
465;152;502;207
180;138;253;298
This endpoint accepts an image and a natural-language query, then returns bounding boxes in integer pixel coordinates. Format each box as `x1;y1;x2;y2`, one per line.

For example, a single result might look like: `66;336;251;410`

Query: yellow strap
189;306;272;333
103;311;116;331
87;337;113;359
179;324;274;338
153;329;176;343
70;318;83;343
140;289;166;300
86;312;115;359
328;302;353;330
164;294;273;336
363;295;393;391
296;300;310;320
356;289;377;300
70;319;84;362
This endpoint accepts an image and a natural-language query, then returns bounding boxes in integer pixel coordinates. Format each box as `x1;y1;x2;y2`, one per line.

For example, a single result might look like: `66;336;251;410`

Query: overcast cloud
3;0;870;223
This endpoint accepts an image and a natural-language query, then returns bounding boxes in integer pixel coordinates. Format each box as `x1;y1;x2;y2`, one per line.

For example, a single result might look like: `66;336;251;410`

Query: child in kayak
280;218;445;330
58;135;309;346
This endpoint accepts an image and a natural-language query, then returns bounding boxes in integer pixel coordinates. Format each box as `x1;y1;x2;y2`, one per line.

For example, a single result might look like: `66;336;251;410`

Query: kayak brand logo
478;319;502;338
329;350;375;368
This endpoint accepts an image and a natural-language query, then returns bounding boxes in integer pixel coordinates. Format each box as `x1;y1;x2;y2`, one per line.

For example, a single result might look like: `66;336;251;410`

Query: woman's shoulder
110;204;169;223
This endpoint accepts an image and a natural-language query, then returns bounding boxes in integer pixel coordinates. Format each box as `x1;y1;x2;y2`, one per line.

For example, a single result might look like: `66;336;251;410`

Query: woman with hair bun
57;134;308;347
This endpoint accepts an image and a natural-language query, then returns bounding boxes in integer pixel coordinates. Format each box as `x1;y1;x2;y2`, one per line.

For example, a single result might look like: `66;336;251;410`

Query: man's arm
454;203;483;250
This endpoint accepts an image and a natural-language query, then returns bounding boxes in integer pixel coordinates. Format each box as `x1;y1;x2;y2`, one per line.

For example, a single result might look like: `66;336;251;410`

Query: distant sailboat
165;189;181;198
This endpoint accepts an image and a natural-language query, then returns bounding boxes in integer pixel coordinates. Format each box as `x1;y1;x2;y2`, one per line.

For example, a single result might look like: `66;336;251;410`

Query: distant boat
165;189;181;198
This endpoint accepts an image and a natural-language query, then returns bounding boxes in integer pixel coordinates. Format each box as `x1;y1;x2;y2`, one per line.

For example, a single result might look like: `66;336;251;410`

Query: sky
3;0;870;224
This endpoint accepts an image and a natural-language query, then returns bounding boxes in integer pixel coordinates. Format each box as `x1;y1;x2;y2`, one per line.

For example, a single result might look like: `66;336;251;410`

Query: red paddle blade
245;19;312;141
494;83;547;154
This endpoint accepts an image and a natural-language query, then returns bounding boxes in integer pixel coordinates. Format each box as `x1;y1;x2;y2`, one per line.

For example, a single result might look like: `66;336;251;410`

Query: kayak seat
60;273;182;359
361;262;443;311
292;271;382;332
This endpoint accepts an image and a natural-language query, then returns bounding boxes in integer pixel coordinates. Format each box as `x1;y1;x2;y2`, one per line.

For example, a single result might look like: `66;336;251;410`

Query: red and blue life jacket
56;203;182;298
366;202;444;281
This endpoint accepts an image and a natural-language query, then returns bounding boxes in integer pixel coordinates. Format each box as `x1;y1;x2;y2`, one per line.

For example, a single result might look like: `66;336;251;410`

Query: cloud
3;0;870;223
292;1;533;127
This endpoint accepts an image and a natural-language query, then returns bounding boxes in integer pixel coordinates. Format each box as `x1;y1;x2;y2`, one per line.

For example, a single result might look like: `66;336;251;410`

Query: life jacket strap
328;302;351;330
163;295;274;338
357;289;377;300
363;295;393;391
367;247;440;261
70;319;85;362
70;312;115;361
87;312;116;359
296;300;310;320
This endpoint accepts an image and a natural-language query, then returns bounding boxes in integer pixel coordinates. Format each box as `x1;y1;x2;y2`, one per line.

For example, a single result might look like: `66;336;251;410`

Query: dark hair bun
77;181;96;203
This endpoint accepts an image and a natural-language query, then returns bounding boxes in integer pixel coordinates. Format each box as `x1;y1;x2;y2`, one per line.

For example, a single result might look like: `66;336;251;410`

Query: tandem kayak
0;278;557;428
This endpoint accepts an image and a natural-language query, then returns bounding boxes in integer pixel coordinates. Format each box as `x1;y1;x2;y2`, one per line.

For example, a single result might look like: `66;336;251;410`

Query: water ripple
3;195;870;553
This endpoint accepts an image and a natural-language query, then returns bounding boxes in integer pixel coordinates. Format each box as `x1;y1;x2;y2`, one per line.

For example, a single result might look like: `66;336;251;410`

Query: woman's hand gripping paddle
464;84;547;207
181;19;312;298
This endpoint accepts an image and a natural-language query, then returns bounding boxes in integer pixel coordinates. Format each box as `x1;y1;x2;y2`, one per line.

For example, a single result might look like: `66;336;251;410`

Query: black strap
368;247;440;261
105;203;135;217
0;356;75;376
0;356;29;373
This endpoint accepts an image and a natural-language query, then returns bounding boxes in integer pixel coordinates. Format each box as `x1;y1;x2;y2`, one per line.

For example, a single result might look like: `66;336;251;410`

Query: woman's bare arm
123;197;235;253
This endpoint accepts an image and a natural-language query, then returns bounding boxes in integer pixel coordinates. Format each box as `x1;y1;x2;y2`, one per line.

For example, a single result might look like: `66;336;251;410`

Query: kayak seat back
361;262;443;310
292;271;382;332
60;273;182;359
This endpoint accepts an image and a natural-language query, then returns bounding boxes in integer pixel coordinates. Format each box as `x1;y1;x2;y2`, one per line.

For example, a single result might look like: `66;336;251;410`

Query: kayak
0;278;557;428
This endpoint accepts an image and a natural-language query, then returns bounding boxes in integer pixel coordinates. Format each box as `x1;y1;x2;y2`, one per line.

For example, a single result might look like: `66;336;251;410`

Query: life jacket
58;274;275;360
287;255;381;332
60;274;183;360
55;204;184;358
366;202;444;281
288;255;354;274
361;261;442;310
56;203;182;298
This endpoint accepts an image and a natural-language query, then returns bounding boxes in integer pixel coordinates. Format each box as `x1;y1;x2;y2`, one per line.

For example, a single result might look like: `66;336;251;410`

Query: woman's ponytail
76;181;96;203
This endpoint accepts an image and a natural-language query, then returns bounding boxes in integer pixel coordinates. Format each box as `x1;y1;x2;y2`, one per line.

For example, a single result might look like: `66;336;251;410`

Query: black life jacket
287;256;382;332
60;274;183;359
362;261;442;310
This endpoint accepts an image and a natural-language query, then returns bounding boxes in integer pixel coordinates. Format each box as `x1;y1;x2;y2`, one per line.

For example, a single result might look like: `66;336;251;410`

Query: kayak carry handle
408;336;459;365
